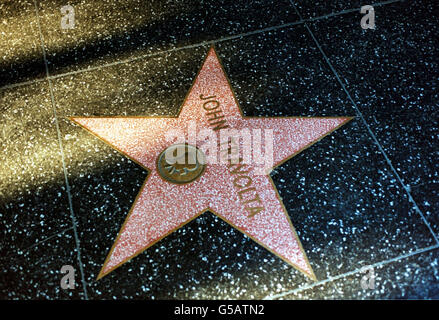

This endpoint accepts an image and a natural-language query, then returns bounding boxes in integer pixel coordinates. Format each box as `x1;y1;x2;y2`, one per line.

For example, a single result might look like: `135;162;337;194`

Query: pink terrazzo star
71;46;352;280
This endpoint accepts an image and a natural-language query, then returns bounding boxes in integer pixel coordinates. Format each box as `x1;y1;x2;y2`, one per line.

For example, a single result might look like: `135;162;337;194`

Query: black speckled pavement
0;0;438;300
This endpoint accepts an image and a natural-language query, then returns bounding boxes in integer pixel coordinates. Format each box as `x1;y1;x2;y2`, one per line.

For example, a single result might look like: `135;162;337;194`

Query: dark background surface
0;0;438;299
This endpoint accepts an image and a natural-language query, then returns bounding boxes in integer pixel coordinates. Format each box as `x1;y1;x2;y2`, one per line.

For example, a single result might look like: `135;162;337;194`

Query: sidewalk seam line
32;0;89;300
265;243;439;299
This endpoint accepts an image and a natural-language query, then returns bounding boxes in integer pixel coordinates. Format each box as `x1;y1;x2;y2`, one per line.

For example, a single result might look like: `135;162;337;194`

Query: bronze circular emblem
156;144;206;184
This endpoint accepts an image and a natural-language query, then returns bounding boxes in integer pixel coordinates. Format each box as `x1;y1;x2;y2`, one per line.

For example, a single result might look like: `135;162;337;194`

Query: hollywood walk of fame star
70;46;352;281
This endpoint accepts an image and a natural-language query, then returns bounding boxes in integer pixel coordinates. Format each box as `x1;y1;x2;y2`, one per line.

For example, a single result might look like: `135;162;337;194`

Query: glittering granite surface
36;0;300;75
0;0;438;299
0;0;45;87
